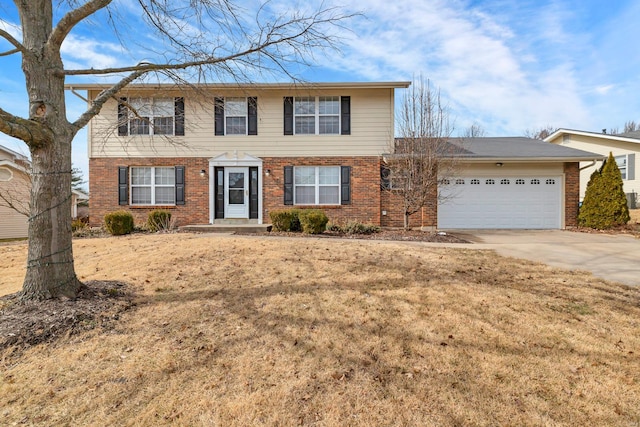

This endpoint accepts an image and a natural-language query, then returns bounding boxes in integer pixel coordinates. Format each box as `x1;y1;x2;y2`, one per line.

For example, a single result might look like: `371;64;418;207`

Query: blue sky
1;0;640;185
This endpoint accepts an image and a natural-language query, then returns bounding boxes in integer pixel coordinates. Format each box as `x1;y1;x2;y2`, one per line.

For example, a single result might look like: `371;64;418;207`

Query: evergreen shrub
104;210;134;235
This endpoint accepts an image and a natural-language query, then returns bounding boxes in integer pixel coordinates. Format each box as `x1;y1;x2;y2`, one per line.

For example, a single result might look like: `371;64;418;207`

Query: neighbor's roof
0;144;29;162
545;128;640;145
446;137;603;162
64;81;411;91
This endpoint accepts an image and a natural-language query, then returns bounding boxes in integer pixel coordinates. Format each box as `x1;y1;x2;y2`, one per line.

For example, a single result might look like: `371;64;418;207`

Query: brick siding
90;156;386;227
564;162;580;228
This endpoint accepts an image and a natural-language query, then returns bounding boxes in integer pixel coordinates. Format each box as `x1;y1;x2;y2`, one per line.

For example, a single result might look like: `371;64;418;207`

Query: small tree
524;125;556;140
578;152;630;229
383;76;456;229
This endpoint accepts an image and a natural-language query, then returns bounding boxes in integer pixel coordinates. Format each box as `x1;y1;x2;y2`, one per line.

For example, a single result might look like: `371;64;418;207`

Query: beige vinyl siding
548;134;640;198
88;88;395;158
456;162;564;175
0;178;28;240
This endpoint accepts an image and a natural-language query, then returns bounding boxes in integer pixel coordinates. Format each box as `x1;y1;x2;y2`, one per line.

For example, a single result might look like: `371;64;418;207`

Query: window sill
293;205;342;209
129;205;177;209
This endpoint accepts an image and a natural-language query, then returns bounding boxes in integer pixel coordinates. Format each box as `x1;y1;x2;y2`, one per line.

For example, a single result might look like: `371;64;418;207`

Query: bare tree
0;1;352;300
524;125;556;140
383;77;456;229
462;122;485;138
623;120;640;133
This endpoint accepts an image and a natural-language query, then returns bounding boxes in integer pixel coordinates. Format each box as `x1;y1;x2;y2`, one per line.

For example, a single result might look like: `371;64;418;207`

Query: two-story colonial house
73;82;412;228
72;82;601;230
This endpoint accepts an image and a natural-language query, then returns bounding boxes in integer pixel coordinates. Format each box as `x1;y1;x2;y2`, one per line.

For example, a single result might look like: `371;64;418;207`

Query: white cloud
60;34;124;70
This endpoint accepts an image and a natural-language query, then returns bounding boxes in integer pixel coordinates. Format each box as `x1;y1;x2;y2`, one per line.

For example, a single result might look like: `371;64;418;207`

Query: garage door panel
438;176;562;229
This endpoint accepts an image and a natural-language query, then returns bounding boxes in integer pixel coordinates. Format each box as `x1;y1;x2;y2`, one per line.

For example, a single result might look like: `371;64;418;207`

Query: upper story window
118;97;184;137
214;97;258;136
284;96;350;136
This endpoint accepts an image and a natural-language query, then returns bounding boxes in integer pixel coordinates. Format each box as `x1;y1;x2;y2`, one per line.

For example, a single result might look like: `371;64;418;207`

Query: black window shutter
341;166;351;205
284;166;294;205
175;166;185;205
118;98;128;136
175;97;185;136
284;97;294;135
215;167;225;219
248;97;258;135
628;154;635;180
118;166;128;205
214;97;224;136
249;167;259;218
341;96;351;135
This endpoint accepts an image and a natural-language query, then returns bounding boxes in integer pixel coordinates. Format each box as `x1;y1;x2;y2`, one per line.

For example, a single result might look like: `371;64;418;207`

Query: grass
1;233;639;426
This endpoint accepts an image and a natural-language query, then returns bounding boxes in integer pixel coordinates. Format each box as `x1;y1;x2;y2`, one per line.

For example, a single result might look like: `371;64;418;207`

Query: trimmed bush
147;209;173;232
298;209;329;234
578;152;630;229
289;209;302;232
104;210;134;236
270;209;294;231
71;218;86;232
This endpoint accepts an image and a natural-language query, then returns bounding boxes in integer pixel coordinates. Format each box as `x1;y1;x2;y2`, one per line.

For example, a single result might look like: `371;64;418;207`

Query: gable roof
439;137;603;162
0;144;29;163
545;128;640;145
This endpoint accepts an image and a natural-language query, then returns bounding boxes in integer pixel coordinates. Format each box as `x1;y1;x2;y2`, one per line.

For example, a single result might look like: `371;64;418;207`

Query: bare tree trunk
18;0;82;299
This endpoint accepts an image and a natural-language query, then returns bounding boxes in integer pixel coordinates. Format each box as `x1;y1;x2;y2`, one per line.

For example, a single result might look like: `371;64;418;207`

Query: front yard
1;233;639;426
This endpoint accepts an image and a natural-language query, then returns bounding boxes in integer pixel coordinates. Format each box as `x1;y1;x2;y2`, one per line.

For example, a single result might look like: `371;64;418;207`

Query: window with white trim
225;97;247;135
294;96;340;135
130;166;175;205
615;155;628;180
294;166;340;204
129;97;175;135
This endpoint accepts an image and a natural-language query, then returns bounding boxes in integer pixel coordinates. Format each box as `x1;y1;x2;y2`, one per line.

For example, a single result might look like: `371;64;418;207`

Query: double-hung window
294;96;340;135
615;155;628;180
294;166;340;204
130;166;176;205
224;97;247;135
128;98;175;135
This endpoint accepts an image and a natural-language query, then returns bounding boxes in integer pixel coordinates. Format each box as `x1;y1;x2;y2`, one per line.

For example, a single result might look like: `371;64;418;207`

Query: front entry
225;167;249;218
211;154;261;223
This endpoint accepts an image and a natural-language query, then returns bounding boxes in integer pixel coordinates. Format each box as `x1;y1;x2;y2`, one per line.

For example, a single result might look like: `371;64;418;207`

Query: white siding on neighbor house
548;133;640;199
87;87;395;158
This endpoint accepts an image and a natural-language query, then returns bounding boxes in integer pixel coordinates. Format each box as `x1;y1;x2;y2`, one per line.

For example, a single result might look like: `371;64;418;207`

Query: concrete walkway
448;230;640;287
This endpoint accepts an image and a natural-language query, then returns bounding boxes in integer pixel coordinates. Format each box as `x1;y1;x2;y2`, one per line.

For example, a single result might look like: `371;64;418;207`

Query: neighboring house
71;82;601;230
0;145;30;239
545;129;640;205
0;144;87;240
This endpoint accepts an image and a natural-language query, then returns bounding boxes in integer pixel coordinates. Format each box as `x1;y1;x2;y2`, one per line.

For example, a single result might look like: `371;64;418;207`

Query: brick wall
262;157;382;225
564;162;580;228
89;158;210;227
90;156;386;227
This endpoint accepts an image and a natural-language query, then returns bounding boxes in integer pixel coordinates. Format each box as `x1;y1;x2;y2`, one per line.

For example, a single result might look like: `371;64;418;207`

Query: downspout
579;160;597;171
68;86;89;103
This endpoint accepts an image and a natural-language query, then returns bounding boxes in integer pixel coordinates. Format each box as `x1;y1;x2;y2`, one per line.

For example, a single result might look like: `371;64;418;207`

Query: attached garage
428;137;605;230
438;175;562;229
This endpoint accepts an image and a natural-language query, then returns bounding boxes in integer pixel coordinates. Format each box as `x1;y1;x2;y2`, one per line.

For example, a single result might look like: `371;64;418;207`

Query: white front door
225;167;249;218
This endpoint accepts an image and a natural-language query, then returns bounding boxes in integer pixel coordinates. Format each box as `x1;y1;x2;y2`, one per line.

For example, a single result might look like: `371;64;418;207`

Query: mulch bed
244;229;471;243
0;281;135;353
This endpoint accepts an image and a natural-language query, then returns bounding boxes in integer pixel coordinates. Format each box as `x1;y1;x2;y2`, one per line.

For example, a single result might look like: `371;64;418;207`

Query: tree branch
0;28;26;54
71;69;146;130
48;0;113;48
0;48;20;57
0;107;54;149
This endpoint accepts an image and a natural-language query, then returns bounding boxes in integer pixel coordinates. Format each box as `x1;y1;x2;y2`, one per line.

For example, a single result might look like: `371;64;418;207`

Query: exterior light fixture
265;169;271;176
200;169;207;177
495;162;503;167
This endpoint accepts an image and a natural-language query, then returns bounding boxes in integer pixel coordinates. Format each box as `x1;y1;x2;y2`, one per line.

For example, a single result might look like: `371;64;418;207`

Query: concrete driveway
450;230;640;287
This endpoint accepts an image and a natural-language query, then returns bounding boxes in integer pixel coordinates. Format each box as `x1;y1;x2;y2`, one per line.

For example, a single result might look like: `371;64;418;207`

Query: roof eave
545;128;640;144
64;81;412;91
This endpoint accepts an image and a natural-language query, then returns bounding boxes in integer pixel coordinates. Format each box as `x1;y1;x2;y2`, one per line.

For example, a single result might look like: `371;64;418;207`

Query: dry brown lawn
1;233;639;426
630;208;640;224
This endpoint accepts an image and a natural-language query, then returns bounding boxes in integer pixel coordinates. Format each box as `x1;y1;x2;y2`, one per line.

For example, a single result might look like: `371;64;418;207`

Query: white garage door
438;176;562;229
